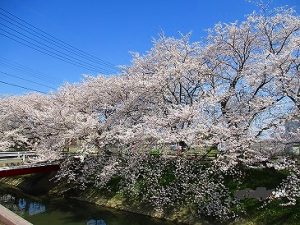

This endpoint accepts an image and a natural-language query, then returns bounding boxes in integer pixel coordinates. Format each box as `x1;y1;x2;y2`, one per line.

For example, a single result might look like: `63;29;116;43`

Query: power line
0;24;110;73
0;9;118;73
0;57;56;83
0;30;107;73
0;8;119;74
0;79;47;94
0;58;56;93
0;8;117;69
0;13;118;72
0;70;55;89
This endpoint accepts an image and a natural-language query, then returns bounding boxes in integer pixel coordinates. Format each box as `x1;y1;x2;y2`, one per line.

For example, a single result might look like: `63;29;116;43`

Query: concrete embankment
0;204;32;225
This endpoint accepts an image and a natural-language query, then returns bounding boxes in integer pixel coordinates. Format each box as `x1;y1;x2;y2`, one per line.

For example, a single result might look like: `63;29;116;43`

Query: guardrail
0;204;32;225
0;152;37;159
0;163;60;177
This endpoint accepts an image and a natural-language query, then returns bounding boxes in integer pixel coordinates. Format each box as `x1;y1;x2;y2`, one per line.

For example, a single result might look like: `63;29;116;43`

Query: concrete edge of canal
0;204;32;225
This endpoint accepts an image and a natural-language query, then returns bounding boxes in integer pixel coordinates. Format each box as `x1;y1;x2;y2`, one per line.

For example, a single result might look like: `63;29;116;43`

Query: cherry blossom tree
0;5;299;217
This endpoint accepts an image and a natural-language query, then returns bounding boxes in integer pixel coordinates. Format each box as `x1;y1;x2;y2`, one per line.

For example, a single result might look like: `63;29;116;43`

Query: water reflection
0;192;109;225
29;202;46;215
0;194;46;216
0;186;182;225
18;198;26;209
0;193;109;225
87;219;107;225
0;194;15;202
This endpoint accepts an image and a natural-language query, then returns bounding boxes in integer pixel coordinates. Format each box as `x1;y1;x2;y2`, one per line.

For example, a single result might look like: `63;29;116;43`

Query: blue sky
0;0;299;95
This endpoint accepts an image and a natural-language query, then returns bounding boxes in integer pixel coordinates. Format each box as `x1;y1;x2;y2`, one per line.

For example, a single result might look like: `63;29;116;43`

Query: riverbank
0;173;299;225
0;183;179;225
0;174;202;225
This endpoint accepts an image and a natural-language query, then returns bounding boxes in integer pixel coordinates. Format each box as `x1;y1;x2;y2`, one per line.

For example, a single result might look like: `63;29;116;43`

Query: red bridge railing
0;164;60;177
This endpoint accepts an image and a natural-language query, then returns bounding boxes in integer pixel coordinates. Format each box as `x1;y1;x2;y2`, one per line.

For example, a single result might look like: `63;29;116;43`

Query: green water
0;186;180;225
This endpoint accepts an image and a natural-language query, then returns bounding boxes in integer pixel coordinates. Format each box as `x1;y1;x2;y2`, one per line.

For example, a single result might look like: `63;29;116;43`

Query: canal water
0;185;180;225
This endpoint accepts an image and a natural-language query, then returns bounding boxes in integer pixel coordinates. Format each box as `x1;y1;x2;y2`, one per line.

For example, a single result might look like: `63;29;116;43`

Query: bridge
0;151;59;177
0;163;60;177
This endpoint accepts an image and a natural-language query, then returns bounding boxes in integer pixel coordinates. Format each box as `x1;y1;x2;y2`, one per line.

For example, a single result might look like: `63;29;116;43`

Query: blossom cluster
0;6;299;218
